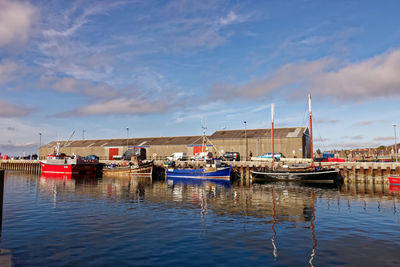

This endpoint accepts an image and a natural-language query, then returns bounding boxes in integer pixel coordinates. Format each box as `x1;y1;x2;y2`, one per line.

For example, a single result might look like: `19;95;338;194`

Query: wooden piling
245;165;250;186
240;165;244;186
0;170;4;237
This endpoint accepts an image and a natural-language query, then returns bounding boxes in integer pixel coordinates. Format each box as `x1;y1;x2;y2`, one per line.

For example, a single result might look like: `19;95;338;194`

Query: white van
166;152;187;161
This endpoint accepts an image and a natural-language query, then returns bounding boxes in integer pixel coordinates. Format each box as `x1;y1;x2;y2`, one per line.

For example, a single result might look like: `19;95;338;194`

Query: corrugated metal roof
45;135;205;148
210;127;307;139
43;127;307;148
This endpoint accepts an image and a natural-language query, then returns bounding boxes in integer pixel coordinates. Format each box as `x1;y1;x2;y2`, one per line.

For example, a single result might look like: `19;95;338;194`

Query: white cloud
59;97;169;117
373;136;394;141
315;118;340;124
0;0;37;47
220;11;239;26
38;75;119;99
0;99;34;117
210;49;400;101
0;60;19;85
353;119;385;126
0;118;44;155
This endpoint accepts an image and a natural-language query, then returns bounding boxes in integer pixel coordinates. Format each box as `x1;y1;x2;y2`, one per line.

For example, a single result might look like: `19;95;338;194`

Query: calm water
1;171;400;266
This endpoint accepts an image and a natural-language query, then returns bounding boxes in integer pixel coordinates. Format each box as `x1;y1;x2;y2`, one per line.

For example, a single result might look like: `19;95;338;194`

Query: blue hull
166;177;231;187
166;166;231;180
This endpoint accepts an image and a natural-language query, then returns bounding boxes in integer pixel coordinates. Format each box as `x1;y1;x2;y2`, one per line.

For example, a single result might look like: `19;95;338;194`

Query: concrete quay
0;159;399;184
153;160;400;184
337;162;400;184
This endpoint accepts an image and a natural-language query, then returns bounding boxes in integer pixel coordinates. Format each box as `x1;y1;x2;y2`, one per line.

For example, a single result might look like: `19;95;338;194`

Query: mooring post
0;170;4;237
245;165;250;186
240;165;244;186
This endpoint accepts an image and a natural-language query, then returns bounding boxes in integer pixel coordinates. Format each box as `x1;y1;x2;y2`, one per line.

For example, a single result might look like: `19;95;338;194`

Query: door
108;148;119;160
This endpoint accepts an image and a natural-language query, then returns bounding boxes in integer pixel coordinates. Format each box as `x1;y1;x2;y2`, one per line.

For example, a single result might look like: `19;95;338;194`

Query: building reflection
36;174;399;264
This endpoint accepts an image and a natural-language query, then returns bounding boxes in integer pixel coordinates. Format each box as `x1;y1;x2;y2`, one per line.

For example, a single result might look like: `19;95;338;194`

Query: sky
1;0;400;156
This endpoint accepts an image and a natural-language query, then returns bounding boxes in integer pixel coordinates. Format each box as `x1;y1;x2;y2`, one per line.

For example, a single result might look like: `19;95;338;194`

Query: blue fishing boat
166;160;231;181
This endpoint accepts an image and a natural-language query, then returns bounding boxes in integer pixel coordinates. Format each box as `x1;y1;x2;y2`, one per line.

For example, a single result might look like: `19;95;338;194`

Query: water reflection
3;172;400;266
34;174;400;219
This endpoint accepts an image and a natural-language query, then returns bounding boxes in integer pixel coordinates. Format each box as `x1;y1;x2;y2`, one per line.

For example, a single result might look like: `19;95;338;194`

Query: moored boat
251;95;340;182
166;160;231;181
103;160;154;177
388;175;400;185
40;153;101;175
252;165;339;182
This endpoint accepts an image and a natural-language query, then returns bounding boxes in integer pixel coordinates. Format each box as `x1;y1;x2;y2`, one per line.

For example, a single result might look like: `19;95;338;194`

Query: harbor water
1;171;400;266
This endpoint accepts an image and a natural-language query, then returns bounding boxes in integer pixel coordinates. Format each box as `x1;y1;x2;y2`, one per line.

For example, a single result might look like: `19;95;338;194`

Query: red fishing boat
388;175;400;185
40;142;101;175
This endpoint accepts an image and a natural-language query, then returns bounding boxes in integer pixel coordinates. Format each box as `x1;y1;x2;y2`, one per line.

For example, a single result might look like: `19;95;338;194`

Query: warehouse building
39;127;310;160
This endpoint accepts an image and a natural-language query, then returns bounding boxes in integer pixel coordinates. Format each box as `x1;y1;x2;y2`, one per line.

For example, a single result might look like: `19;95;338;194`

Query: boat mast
271;104;275;166
201;119;207;153
308;94;314;165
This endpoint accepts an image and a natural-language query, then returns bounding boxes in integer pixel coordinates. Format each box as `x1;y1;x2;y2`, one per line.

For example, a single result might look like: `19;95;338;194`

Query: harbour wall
0;160;41;173
1;160;399;184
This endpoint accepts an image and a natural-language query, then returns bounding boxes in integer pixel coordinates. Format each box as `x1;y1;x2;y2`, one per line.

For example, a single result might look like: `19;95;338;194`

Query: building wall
40;134;309;160
211;137;306;160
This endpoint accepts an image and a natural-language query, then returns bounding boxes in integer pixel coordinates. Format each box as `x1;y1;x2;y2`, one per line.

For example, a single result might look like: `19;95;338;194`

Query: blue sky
1;0;400;155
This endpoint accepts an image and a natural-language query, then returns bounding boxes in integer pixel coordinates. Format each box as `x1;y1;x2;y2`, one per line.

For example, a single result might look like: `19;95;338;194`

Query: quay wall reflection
35;173;400;222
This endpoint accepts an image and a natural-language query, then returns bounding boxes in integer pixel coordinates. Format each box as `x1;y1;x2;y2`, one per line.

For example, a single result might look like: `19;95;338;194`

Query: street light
244;121;247;161
39;132;42;160
82;129;86;140
126;127;129;149
393;123;398;163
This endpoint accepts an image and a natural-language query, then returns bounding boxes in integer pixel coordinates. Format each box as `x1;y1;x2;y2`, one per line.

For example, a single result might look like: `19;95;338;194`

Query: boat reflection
271;188;278;259
308;191;317;267
32;173;400;265
39;172;98;181
166;177;231;188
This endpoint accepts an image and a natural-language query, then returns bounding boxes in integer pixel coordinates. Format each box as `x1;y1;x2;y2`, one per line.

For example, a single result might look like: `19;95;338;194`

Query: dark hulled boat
251;95;339;182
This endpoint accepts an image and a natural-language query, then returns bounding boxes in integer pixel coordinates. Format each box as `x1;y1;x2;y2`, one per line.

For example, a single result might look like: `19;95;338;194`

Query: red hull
389;185;400;193
40;162;98;175
388;176;400;185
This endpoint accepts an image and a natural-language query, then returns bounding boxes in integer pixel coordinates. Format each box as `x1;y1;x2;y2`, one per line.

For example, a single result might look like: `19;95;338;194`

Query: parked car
166;152;187;161
223;152;240;161
84;154;99;163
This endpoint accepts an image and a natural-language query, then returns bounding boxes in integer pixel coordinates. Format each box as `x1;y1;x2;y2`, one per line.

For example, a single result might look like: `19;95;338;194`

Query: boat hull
251;168;339;182
166;166;231;181
388;175;400;185
40;162;99;175
103;162;153;177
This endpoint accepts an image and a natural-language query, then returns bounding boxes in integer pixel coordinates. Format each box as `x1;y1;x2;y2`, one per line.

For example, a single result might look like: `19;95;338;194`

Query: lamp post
393;123;398;163
82;129;86;140
244;121;247;161
39;132;42;160
126;127;129;149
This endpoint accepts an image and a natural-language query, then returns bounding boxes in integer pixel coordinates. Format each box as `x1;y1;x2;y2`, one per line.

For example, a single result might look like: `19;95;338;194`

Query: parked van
167;152;187;161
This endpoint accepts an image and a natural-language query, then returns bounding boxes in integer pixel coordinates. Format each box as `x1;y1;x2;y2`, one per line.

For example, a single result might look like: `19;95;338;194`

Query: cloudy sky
1;0;400;156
